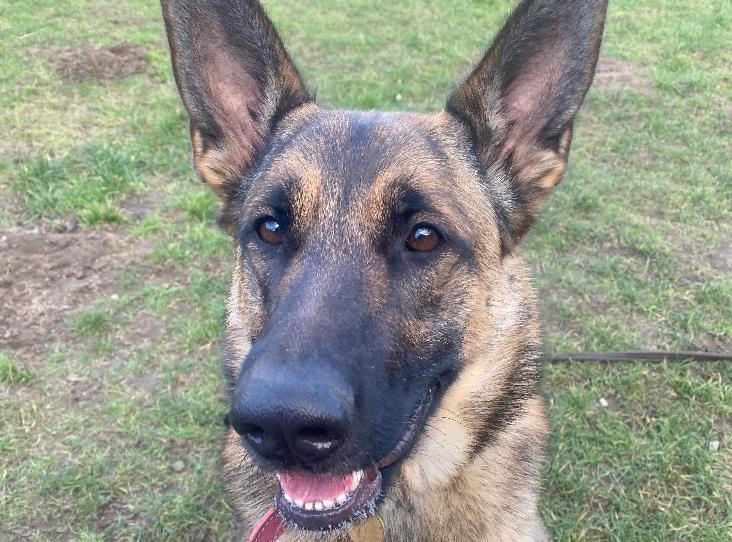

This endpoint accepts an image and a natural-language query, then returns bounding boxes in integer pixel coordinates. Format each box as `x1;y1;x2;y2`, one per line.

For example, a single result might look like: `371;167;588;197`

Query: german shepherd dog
161;0;607;540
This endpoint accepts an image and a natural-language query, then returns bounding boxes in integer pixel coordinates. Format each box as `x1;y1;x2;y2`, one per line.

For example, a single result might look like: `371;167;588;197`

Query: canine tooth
322;499;335;510
284;493;293;503
350;470;362;491
294;499;304;508
314;501;324;511
336;493;348;506
304;502;314;511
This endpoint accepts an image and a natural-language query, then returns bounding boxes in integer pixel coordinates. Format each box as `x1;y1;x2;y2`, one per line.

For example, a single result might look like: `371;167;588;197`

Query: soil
593;57;656;96
120;191;167;221
0;224;152;361
123;371;159;395
706;237;732;273
39;42;149;83
119;311;167;348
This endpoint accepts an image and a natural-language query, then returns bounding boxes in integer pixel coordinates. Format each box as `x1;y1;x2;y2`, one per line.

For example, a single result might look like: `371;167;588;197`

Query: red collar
248;508;286;542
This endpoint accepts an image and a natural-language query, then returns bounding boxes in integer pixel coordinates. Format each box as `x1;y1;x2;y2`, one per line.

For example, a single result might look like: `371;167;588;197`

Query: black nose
229;365;354;464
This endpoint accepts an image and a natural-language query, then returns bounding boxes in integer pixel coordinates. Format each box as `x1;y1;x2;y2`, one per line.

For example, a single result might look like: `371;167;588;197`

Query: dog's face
227;109;493;527
162;0;607;533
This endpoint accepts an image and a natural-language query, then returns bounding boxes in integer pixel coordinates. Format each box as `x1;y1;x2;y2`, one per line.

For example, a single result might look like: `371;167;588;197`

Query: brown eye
406;225;441;252
257;218;284;245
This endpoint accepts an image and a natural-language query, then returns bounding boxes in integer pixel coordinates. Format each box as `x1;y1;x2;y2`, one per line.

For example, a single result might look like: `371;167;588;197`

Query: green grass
0;353;35;384
16;143;146;224
72;308;114;337
1;0;730;540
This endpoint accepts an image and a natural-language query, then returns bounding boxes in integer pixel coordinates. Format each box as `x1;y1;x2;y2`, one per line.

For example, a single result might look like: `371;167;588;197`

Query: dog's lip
377;387;434;470
275;387;434;531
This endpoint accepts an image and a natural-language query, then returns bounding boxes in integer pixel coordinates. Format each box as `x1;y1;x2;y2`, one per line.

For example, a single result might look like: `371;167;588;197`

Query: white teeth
288;494;349;511
350;470;363;491
281;472;362;512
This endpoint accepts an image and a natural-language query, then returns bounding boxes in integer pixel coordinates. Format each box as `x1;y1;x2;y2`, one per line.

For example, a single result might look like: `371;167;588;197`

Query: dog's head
162;0;607;532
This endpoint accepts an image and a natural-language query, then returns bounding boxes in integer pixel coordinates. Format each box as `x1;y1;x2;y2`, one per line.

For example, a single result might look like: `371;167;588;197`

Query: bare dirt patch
706;237;732;273
594;57;656;97
0;224;152;361
33;42;149;83
123;371;159;396
120;191;167;221
119;311;167;348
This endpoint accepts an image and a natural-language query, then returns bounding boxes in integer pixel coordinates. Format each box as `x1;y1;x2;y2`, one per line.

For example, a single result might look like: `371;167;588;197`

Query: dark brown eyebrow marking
359;169;475;258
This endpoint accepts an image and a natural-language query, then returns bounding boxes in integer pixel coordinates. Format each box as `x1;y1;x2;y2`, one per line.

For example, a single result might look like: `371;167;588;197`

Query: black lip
274;387;435;531
378;386;434;470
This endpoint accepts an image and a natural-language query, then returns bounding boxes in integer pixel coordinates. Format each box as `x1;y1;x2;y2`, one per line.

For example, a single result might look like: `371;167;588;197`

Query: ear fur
447;0;608;250
161;0;312;202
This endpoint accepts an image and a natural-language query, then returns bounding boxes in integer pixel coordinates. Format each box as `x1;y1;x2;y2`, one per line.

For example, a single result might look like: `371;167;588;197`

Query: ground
1;0;730;540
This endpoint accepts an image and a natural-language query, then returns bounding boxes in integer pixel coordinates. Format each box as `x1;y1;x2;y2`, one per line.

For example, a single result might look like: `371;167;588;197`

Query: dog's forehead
280;108;450;165
249;108;481;216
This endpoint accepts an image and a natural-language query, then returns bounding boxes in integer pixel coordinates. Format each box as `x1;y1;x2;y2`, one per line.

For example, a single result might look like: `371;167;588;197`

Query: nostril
293;427;342;458
236;423;287;459
300;427;334;447
243;425;266;446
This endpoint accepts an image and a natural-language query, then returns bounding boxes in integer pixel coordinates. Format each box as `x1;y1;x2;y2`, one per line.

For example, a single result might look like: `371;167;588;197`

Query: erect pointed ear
447;0;608;250
161;0;312;202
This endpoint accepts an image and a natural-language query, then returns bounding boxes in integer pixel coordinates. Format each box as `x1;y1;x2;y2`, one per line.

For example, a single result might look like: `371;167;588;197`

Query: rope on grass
548;351;732;363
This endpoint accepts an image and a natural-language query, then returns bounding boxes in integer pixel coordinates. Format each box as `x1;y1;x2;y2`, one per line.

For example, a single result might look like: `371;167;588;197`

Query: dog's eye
406;224;441;252
257;217;284;245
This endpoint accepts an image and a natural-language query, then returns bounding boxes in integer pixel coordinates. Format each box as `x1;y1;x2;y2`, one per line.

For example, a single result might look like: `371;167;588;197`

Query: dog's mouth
274;388;434;531
276;465;381;531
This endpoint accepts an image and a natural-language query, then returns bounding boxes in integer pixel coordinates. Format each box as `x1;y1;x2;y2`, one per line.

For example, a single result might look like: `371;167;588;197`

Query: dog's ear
447;0;607;250
161;0;312;202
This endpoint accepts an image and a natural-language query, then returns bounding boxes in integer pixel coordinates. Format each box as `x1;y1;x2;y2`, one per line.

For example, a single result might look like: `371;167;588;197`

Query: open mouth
275;388;434;531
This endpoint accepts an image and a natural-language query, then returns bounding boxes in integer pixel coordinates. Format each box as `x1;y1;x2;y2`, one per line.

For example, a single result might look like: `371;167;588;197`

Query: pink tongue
279;471;354;502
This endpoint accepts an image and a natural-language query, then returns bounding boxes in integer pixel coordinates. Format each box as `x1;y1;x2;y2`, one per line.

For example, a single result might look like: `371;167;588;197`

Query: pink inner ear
501;42;570;162
197;23;266;167
203;49;264;168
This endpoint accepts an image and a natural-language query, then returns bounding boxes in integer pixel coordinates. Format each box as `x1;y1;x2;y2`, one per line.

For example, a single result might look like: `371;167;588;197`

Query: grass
0;353;35;384
1;0;730;540
15;144;148;225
